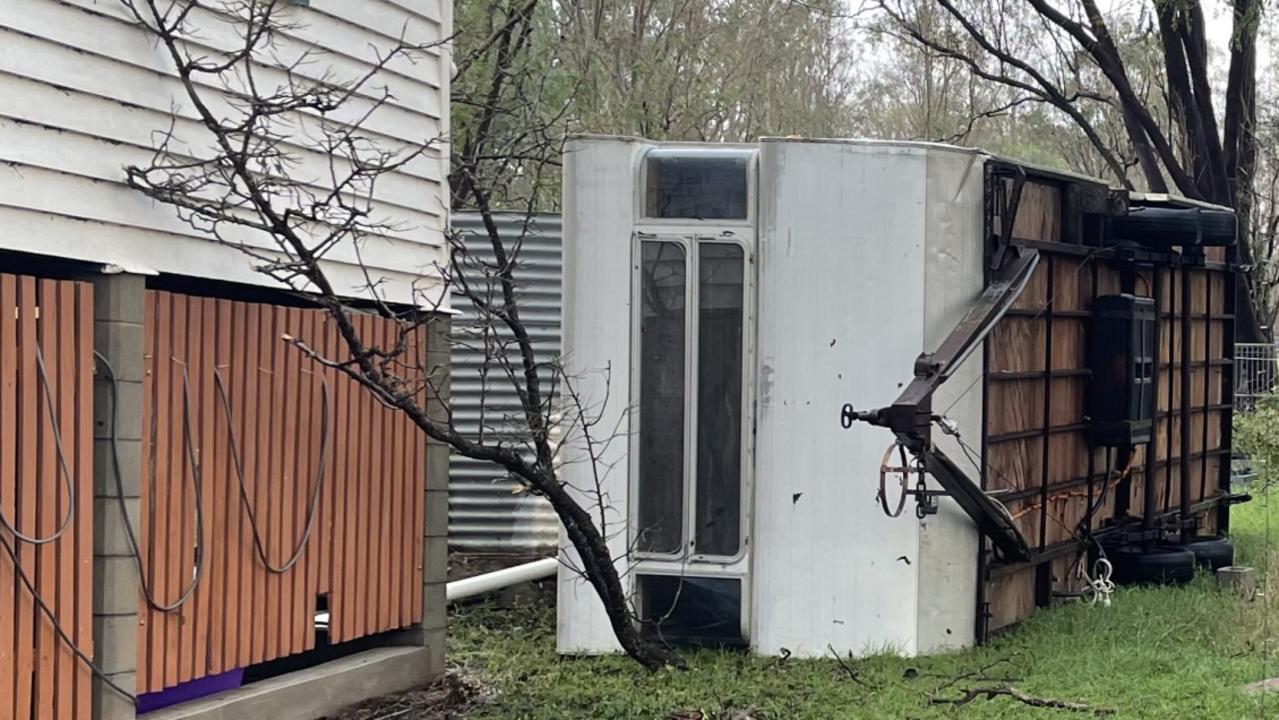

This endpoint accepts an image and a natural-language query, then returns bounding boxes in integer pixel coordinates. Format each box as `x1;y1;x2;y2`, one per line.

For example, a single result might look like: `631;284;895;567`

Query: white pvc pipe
446;557;557;602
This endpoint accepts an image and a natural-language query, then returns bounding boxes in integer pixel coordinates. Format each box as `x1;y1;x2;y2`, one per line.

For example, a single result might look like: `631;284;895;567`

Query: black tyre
1112;207;1236;247
1105;544;1196;586
1181;536;1234;571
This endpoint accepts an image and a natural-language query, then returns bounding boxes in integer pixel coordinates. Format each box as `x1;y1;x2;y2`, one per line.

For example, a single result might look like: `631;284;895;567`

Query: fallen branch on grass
827;644;873;687
928;686;1115;716
929;654;1019;694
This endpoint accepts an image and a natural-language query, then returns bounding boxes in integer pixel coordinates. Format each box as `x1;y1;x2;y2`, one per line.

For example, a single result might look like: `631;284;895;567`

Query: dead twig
930;654;1018;694
826;644;873;688
929;685;1114;716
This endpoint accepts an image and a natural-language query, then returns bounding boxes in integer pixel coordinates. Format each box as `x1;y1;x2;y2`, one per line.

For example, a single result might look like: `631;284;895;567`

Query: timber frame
975;160;1242;637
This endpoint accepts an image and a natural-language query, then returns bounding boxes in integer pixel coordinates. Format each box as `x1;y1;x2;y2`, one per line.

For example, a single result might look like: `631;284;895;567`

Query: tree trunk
541;476;687;670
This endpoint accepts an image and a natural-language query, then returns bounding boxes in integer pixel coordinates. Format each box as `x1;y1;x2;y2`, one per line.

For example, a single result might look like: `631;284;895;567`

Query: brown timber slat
166;292;186;688
234;304;254;667
252;302;271;666
412;327;426;622
339;312;359;643
300;309;319;652
56;281;75;720
294;306;311;654
318;315;335;599
354;313;370;640
224;305;242;668
209;299;231;675
36;279;59;720
23;280;38;720
16;276;38;720
299;308;316;652
370;311;385;633
0;274;15;719
375;316;391;632
264;303;284;662
326;314;345;641
389;341;405;631
279;306;298;657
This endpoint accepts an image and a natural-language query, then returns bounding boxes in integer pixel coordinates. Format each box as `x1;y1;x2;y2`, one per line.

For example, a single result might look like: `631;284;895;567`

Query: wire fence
1236;343;1279;412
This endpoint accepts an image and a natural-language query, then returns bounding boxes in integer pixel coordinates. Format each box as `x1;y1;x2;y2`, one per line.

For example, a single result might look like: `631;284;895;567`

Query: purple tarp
136;668;245;714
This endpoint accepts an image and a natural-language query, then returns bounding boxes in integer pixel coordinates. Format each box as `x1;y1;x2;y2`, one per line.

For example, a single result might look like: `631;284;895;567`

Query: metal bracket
878;441;948;519
1225;492;1253;506
989;167;1027;271
842;248;1041;561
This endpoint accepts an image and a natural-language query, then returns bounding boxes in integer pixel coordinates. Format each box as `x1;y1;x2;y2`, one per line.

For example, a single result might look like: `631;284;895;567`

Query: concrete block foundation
138;647;443;720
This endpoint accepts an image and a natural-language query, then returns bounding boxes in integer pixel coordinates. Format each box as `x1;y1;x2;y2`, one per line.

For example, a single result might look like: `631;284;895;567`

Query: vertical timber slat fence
139;291;426;695
0;272;95;720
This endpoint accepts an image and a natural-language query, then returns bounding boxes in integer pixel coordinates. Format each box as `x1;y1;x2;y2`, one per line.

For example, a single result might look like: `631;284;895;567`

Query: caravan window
643;149;751;220
637;241;688;554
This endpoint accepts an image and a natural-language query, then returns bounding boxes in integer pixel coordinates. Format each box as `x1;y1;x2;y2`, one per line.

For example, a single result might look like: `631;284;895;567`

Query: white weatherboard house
0;0;450;308
558;136;987;658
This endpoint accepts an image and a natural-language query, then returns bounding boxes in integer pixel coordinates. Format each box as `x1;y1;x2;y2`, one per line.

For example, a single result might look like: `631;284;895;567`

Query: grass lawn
449;493;1279;719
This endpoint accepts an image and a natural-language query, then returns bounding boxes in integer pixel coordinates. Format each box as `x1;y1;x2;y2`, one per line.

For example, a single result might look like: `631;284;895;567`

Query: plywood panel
989;319;1047;373
1047;377;1086;427
983;254;1233;631
1047;432;1089;485
1010;182;1062;243
987;438;1042;494
986;570;1034;633
986;380;1042;436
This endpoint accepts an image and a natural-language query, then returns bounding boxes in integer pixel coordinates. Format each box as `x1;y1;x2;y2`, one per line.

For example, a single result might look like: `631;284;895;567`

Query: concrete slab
140;646;441;720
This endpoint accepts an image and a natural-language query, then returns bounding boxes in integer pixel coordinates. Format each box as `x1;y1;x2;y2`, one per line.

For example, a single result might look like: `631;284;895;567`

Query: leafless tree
1247;94;1279;323
881;0;1272;337
553;0;862;141
119;0;682;670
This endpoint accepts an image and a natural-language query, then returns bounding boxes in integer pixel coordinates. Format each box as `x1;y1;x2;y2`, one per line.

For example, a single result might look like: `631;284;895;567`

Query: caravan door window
634;238;747;560
694;244;744;556
637;241;688;554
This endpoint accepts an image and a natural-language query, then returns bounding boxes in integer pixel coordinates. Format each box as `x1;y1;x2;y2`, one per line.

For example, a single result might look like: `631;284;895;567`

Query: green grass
450;497;1279;719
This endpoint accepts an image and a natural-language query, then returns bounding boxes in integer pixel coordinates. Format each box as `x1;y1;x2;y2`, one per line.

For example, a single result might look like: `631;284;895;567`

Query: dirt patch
321;672;485;720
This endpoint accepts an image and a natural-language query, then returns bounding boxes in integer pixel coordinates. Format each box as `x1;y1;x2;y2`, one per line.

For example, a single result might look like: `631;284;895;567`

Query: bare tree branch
123;0;682;670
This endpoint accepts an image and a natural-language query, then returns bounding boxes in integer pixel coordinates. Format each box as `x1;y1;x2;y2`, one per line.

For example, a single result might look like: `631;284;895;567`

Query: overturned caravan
556;136;1240;659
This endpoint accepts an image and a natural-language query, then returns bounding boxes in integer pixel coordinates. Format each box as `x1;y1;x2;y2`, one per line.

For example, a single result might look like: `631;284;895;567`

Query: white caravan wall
752;140;929;657
557;137;639;654
915;148;986;652
0;0;450;306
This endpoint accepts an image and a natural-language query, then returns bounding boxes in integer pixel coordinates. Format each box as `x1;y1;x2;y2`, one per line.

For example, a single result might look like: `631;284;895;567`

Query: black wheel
1112;207;1237;247
1105;544;1196;586
1181;536;1234;571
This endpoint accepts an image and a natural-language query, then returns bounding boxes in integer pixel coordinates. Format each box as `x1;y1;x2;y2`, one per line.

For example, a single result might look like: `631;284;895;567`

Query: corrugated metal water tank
449;213;562;553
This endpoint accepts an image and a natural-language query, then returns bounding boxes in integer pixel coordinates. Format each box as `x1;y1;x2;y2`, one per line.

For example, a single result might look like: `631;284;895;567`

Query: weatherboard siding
0;0;450;306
